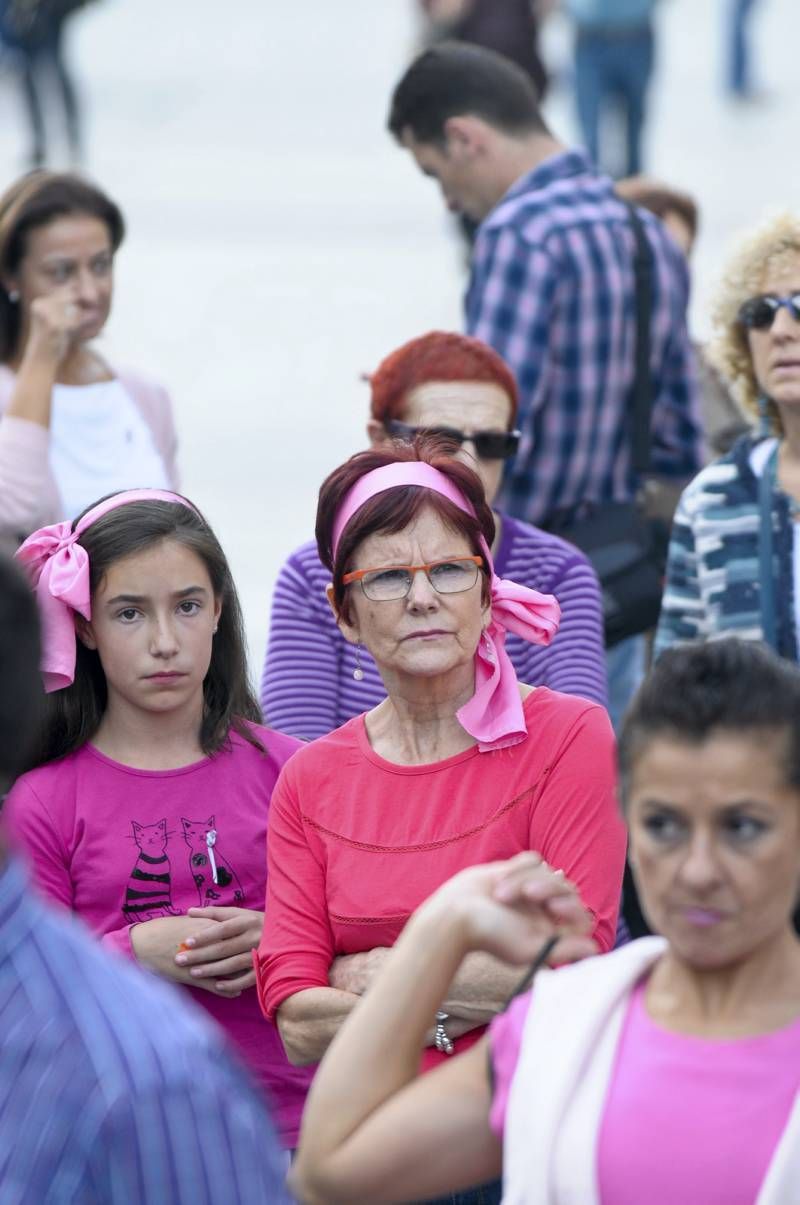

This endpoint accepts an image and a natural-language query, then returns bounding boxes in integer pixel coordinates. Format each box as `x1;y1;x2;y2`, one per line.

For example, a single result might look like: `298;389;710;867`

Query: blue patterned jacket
655;435;798;661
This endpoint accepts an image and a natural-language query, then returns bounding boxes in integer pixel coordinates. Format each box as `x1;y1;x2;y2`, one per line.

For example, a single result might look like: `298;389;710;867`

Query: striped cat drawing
181;816;244;907
123;819;179;921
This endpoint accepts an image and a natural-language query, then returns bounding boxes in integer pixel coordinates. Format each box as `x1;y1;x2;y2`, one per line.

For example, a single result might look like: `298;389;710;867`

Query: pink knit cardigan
0;364;179;555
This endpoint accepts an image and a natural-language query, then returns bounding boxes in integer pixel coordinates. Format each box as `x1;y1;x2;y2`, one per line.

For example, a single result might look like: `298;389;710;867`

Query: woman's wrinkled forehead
348;504;477;569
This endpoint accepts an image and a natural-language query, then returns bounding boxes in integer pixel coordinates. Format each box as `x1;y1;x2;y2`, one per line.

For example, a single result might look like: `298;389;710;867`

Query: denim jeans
605;633;646;734
574;24;655;177
418;1178;503;1205
728;0;759;94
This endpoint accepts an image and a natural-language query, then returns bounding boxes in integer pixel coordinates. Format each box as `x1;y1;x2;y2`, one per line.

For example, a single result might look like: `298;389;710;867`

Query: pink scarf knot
16;520;92;693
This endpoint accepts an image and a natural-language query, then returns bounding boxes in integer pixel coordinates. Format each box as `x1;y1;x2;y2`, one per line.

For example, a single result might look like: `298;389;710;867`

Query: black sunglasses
386;419;520;461
737;292;800;330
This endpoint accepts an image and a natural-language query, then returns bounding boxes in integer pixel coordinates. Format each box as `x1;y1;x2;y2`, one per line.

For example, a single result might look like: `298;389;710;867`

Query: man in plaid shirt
388;41;702;725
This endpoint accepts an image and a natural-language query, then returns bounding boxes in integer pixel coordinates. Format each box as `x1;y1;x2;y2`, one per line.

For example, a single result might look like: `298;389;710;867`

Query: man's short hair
388;42;548;146
0;556;42;790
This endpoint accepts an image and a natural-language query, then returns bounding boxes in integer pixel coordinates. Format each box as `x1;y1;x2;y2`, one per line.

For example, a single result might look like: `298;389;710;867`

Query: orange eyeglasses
342;556;483;601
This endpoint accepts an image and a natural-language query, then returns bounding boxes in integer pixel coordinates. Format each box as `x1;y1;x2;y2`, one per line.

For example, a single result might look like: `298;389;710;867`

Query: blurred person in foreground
0;0;94;167
0;171;179;555
261;331;607;742
291;639;800;1205
256;437;626;1204
656;213;800;659
615;175;750;460
388;43;702;727
0;553;291;1204
565;0;660;178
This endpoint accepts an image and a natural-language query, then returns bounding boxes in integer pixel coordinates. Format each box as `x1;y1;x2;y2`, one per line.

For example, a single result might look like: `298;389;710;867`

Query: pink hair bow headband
15;489;195;693
332;462;561;752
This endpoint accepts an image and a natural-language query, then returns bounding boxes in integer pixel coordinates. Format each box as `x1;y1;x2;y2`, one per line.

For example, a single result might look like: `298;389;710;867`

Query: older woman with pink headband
256;439;626;1200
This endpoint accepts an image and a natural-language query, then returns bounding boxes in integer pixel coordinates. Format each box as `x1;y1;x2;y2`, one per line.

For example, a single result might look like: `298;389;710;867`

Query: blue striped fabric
260;512;607;742
655;435;798;660
0;857;291;1204
466;151;702;527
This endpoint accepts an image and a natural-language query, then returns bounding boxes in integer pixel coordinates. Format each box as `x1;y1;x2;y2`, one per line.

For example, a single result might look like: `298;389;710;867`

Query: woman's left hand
175;907;265;996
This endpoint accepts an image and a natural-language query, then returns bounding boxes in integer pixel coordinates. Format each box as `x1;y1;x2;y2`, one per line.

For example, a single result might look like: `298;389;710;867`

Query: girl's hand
415;852;597;968
176;907;265;997
131;916;224;993
24;291;82;367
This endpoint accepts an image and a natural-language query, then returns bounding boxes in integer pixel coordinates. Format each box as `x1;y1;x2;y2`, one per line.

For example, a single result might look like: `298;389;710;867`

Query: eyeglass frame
385;419;521;461
342;555;485;600
737;292;800;330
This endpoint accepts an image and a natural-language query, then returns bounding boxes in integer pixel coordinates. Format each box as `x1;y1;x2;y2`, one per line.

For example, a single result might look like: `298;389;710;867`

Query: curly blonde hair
708;212;800;435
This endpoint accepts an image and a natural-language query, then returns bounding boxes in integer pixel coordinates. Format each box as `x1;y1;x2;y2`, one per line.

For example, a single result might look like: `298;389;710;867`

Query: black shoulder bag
544;203;665;647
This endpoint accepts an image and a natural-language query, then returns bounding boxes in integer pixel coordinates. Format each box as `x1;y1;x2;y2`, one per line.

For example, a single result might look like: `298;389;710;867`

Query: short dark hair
388;42;548;146
0;171;125;361
316;434;495;626
619;639;800;800
24;495;262;769
0;556;43;791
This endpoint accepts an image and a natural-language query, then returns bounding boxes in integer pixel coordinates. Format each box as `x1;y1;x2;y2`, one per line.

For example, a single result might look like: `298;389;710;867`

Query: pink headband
15;489;196;693
332;462;561;752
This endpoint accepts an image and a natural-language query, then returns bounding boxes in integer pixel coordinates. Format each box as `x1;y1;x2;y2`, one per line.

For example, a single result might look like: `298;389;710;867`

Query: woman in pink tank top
289;638;800;1204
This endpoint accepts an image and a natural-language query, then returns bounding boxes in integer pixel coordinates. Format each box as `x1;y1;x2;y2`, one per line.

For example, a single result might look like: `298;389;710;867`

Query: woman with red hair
261;331;606;740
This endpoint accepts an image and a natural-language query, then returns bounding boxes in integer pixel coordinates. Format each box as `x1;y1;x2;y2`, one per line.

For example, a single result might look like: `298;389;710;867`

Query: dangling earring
7;289;19;304
758;394;773;438
353;644;365;681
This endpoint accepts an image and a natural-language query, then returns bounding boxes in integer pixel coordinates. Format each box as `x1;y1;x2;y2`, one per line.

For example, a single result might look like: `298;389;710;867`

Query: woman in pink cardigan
0;171;179;554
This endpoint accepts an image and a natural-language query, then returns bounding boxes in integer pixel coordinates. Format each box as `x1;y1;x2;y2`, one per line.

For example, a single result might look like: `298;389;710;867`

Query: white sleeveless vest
502;937;800;1204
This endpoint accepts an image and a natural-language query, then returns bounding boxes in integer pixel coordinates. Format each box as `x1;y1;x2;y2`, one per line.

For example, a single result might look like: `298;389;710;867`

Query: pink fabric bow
15;489;195;693
331;462;561;752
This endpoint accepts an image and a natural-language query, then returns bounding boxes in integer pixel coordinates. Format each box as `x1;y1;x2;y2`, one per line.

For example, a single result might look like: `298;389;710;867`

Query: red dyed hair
368;331;519;427
316;434;495;623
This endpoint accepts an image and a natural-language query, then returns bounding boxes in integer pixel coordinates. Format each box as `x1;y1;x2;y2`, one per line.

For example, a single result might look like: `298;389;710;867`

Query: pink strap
331;463;561;752
15;489;194;693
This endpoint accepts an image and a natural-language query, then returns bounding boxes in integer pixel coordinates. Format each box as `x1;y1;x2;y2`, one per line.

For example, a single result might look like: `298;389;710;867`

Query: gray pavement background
0;0;798;680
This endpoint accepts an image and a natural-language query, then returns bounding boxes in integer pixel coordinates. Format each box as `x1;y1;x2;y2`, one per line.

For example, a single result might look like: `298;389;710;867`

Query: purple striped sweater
261;511;607;741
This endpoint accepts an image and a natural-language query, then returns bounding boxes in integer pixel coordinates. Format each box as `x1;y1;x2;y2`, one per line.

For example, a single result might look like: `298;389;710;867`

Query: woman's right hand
22;291;81;369
413;852;598;969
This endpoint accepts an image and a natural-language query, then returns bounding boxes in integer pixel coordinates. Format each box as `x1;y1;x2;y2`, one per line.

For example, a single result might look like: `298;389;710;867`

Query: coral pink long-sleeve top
256;689;626;1070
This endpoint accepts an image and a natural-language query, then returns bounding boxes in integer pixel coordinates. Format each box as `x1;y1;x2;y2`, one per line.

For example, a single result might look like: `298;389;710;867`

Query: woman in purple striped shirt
261;331;607;741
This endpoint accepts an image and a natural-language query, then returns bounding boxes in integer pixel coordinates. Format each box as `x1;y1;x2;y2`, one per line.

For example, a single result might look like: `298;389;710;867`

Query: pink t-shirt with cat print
4;721;312;1146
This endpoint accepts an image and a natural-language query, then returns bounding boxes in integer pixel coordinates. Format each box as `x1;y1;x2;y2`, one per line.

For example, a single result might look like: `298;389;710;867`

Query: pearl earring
353;644;364;682
7;289;19;304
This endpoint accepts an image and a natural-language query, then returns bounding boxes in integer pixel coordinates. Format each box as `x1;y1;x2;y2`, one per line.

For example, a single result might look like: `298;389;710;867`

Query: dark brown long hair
0;171;125;362
26;495;262;769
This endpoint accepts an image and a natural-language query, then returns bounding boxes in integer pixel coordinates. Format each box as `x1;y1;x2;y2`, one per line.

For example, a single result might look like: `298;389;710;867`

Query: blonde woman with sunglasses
656;213;800;660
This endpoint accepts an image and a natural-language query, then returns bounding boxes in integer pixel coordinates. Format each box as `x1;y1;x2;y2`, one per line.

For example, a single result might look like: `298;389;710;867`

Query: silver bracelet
434;1010;454;1055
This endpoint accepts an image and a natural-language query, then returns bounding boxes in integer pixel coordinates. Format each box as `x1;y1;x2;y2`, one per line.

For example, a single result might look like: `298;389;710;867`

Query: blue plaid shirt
467;150;702;527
